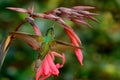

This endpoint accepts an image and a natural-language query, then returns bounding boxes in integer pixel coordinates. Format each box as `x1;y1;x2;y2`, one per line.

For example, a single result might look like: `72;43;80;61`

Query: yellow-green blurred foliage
0;0;120;80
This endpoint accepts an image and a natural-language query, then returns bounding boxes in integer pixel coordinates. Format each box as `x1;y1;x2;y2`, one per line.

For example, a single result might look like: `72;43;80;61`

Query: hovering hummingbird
0;28;82;70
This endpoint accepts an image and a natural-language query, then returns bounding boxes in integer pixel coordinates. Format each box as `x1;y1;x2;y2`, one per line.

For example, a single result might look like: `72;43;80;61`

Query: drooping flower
36;51;65;80
64;27;83;65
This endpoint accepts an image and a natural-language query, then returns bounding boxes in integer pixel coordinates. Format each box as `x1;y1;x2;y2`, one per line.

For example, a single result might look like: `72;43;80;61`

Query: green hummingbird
0;28;81;70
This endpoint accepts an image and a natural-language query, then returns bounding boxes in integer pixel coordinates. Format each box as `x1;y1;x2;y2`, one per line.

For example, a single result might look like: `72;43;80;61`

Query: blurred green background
0;0;120;80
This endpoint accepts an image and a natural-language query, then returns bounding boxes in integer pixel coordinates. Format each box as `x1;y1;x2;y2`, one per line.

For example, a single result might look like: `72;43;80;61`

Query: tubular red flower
36;51;65;80
64;27;83;65
33;25;41;35
25;17;41;36
64;27;81;44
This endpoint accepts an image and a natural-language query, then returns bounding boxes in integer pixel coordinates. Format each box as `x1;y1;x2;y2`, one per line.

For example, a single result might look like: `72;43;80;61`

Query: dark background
0;0;120;80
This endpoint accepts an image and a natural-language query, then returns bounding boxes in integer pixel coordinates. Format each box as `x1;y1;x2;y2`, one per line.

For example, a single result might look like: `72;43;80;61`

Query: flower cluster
36;51;65;80
1;6;97;80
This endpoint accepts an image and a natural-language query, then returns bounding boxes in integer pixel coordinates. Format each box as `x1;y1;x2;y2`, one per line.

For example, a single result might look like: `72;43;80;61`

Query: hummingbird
0;28;82;70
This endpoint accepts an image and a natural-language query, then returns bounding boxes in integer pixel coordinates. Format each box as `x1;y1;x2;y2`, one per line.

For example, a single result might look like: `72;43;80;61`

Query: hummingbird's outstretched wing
56;40;82;49
0;32;44;70
9;32;44;51
51;40;83;51
0;35;13;69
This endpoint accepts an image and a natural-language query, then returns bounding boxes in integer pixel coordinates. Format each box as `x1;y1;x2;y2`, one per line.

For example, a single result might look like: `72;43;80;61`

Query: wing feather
50;40;83;52
9;32;44;50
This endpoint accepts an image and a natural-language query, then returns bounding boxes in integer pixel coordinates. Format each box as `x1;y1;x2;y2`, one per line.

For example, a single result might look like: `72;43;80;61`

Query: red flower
36;51;65;80
64;27;83;65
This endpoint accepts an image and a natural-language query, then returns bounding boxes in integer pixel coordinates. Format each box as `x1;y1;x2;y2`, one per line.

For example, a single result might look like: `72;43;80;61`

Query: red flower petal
75;49;83;65
64;27;81;44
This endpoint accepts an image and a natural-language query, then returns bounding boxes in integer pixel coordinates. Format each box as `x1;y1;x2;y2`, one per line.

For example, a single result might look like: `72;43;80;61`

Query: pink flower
64;27;83;65
36;51;65;80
